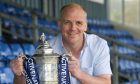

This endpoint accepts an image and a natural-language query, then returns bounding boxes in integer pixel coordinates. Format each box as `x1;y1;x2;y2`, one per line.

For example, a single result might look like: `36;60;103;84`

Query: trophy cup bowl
33;33;60;84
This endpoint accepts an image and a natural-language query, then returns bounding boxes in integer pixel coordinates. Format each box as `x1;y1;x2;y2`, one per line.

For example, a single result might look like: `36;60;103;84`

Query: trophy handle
62;52;73;61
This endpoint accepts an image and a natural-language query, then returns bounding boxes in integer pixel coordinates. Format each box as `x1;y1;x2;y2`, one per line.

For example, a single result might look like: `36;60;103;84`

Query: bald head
60;3;87;18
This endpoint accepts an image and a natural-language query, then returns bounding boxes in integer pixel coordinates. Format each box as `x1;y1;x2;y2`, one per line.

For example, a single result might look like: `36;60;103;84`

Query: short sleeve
93;41;112;76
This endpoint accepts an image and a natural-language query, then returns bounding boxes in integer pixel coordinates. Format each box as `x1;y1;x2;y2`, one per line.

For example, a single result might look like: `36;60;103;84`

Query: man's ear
84;24;88;32
84;28;87;32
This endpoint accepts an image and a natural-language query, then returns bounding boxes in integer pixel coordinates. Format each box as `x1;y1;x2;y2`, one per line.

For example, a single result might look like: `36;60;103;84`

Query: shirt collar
50;33;88;55
83;32;88;48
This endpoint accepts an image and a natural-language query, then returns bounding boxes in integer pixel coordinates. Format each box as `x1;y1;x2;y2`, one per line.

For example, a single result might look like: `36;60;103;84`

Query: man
11;3;112;84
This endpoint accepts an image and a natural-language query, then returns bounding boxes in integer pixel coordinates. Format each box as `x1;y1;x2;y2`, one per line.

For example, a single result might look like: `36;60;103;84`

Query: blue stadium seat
116;38;133;44
0;36;2;42
3;19;13;28
24;27;33;39
21;9;32;17
119;59;126;72
0;36;5;42
0;55;6;60
14;23;25;36
22;43;35;56
9;43;23;56
45;33;54;40
121;80;139;84
0;3;6;12
6;6;16;15
49;20;58;30
38;17;49;27
133;39;140;47
0;43;16;60
0;61;5;68
6;55;17;60
0;42;12;56
0;67;14;84
119;58;140;81
4;67;14;83
19;16;32;22
117;46;136;55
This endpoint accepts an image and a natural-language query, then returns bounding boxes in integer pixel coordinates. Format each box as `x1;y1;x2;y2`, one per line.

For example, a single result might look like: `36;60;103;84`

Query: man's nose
71;23;77;30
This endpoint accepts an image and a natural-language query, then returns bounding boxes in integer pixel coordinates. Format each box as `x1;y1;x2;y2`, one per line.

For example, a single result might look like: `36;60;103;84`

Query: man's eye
63;21;70;24
76;21;83;26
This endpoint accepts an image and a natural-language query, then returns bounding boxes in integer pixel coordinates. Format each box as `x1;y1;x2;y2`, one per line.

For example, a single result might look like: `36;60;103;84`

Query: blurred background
0;0;140;84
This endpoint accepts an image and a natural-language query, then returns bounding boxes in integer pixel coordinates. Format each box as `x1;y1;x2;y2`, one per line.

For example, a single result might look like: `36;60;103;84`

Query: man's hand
68;55;111;84
10;53;25;76
68;55;82;78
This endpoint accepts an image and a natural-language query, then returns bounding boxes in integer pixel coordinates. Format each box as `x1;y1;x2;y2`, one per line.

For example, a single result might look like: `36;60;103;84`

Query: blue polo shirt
48;33;112;84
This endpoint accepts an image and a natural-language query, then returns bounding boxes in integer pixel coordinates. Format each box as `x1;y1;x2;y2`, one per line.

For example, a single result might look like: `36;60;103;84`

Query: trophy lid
33;33;59;57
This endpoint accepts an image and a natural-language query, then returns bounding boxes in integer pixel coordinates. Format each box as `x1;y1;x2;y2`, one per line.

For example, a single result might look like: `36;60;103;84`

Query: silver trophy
33;33;60;84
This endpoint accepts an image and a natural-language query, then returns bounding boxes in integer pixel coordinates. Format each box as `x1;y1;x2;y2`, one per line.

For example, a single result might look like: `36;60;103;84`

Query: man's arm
11;55;26;84
14;75;26;84
77;71;111;84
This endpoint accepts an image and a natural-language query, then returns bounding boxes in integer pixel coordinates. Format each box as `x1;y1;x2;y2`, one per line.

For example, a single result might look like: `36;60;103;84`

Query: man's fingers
68;61;77;65
68;55;77;61
10;56;24;76
68;57;79;69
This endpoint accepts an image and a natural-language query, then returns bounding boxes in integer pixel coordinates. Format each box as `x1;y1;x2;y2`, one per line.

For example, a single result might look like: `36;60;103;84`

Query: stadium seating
0;42;12;56
88;18;140;83
9;43;23;56
121;80;139;84
0;1;140;84
0;67;14;84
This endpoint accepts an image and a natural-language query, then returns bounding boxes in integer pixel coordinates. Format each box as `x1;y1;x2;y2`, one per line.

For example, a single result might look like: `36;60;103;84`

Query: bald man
11;3;112;84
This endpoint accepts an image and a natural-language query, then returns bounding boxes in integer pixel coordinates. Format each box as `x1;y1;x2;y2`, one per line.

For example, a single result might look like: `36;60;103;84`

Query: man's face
58;8;87;44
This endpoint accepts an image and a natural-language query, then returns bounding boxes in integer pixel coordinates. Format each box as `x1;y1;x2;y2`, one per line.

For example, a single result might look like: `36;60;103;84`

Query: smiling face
58;4;87;45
